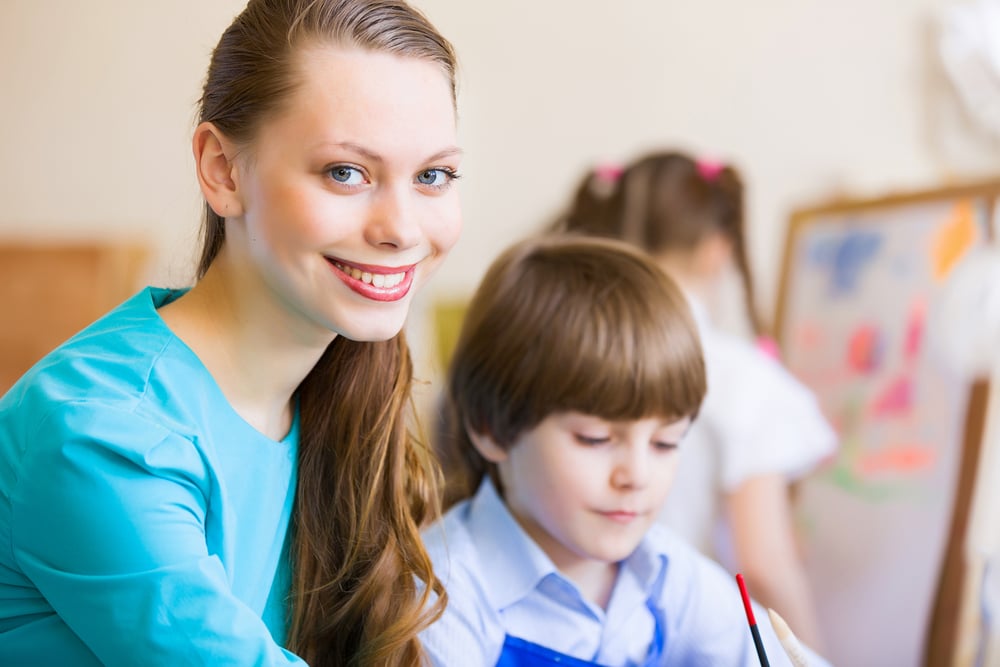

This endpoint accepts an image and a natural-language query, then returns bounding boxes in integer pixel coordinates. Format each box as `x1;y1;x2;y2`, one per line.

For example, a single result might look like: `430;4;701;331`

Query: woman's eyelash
323;165;461;189
325;164;366;185
419;167;462;187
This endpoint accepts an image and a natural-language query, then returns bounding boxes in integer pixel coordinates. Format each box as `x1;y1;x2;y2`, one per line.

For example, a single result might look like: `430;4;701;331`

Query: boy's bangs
541;286;705;422
451;235;707;448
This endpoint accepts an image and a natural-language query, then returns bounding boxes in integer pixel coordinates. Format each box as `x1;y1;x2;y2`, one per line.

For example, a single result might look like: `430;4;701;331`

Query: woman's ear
465;424;508;463
192;121;244;218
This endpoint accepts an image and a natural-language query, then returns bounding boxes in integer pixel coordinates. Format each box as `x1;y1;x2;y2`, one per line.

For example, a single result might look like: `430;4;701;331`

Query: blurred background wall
2;0;996;377
3;2;1000;664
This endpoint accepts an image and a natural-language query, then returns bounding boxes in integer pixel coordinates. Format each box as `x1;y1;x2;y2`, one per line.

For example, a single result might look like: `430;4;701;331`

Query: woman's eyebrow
314;141;463;164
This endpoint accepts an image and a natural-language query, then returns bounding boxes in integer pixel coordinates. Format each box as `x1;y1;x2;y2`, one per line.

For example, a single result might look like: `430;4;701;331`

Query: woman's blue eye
416;168;456;187
329;166;364;185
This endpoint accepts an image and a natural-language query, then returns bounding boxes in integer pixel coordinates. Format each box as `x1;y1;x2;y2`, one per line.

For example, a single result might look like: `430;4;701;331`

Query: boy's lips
598;509;643;524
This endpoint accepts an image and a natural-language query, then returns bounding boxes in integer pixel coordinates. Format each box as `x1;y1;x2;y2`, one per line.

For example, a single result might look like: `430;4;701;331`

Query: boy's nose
611;444;650;490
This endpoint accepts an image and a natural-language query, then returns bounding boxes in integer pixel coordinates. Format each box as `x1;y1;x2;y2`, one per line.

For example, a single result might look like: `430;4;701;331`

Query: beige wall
415;0;995;299
0;0;994;365
0;2;247;285
2;0;993;361
3;1;999;660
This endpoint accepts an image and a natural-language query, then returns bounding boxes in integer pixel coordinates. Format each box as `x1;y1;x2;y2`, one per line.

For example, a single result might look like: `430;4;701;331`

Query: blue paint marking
806;228;883;296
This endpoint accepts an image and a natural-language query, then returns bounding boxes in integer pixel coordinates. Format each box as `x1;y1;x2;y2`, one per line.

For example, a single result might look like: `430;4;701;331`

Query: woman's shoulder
0;287;222;457
6;287;211;406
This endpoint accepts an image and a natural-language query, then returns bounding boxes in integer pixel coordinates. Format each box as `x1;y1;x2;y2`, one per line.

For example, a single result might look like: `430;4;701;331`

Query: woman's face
227;45;462;343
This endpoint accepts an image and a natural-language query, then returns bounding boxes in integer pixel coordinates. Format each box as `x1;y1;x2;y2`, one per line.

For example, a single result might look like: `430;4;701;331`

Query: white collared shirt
420;479;831;667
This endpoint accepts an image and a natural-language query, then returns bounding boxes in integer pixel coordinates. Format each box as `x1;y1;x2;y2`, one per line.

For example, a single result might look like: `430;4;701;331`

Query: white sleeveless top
659;296;838;571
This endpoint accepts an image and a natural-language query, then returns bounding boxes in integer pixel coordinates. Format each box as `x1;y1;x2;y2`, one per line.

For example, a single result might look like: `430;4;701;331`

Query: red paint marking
871;376;913;417
847;324;883;374
904;300;925;363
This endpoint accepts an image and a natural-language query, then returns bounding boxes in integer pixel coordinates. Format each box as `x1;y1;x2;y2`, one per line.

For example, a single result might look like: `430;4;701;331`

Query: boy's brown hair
438;233;707;507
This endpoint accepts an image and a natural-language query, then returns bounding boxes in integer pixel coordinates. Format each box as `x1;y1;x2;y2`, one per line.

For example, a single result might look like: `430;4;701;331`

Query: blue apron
495;599;666;667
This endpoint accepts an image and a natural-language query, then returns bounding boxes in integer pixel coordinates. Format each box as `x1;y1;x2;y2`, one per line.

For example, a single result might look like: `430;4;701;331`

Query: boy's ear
465;424;508;463
192;121;244;218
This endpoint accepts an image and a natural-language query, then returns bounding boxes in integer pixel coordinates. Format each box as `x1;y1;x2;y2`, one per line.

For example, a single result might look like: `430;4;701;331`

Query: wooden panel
0;242;149;393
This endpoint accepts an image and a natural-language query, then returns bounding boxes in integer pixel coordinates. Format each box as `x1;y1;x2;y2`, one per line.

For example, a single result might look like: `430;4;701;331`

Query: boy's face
487;411;691;576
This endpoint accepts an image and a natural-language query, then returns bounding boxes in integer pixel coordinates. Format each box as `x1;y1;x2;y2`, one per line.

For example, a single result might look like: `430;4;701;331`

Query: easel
773;180;999;667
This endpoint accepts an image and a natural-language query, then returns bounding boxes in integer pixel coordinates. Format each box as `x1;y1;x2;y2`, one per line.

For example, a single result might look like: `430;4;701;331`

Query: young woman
0;1;462;664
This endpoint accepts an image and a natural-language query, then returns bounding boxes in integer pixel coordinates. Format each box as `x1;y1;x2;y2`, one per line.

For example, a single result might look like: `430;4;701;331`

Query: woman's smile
327;257;415;302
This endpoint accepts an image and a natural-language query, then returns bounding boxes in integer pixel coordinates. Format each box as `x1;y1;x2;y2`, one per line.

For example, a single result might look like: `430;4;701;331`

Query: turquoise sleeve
7;404;306;667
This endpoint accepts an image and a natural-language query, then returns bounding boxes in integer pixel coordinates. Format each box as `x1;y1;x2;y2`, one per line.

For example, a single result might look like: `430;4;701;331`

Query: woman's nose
365;183;423;250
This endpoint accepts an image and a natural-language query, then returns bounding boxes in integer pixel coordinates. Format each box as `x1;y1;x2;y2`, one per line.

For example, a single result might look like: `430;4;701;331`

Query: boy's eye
653;441;679;452
328;165;365;185
574;434;610;446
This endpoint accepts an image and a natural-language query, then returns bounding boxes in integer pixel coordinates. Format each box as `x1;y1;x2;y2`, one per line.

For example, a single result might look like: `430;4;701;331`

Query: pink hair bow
696;159;725;181
756;335;781;361
593;162;624;184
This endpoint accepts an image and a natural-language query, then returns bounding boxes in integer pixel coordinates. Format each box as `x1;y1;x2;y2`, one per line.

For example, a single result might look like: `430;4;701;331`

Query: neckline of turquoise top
147;286;300;447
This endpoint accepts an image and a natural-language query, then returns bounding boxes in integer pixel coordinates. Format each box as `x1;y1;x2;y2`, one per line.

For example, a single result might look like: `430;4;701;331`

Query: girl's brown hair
196;1;456;664
438;234;707;507
552;152;766;337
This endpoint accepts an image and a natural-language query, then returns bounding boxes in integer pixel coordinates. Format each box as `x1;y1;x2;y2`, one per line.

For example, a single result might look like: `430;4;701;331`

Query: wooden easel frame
773;179;1000;667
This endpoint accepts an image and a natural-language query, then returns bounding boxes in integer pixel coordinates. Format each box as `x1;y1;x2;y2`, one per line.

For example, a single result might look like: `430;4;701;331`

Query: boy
421;235;829;667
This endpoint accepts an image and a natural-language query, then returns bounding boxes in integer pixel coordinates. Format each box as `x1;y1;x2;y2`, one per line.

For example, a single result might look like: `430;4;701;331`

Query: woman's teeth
333;262;405;288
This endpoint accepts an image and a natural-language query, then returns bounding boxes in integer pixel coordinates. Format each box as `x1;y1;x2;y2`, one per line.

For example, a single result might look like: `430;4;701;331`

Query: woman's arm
8;406;305;667
726;472;825;653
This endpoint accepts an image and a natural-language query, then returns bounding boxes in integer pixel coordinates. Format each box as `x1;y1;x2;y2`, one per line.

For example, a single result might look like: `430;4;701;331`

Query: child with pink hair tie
550;150;837;653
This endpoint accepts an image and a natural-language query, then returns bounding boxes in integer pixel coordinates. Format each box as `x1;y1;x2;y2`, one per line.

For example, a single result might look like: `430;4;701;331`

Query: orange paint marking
931;200;978;281
857;445;935;476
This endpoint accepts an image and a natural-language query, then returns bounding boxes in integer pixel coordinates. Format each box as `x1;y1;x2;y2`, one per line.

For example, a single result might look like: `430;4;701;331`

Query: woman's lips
327;258;415;302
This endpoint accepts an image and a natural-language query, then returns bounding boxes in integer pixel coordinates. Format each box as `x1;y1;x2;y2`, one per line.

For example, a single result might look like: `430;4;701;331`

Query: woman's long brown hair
195;1;456;664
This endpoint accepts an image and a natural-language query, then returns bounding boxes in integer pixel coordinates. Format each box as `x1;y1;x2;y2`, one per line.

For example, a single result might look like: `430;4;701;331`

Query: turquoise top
0;288;305;666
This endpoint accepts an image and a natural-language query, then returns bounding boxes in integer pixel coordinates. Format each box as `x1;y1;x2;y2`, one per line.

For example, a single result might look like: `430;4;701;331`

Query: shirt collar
465;478;670;612
624;531;667;592
466;478;560;610
618;528;670;613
